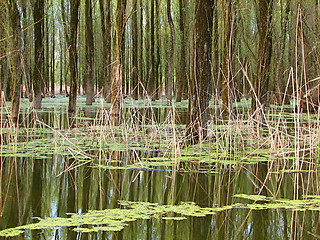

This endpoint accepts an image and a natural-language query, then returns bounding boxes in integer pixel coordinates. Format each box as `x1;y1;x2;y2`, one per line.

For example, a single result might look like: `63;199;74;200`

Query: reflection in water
2;107;320;239
31;159;43;239
1;154;320;239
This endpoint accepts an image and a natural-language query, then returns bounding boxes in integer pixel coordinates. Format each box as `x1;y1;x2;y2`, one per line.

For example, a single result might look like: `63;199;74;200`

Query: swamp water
1;96;320;239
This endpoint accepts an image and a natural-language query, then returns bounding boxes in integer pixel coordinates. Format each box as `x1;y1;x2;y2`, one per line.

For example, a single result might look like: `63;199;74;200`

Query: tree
50;8;55;97
7;0;23;123
221;0;233;118
110;0;126;125
0;1;8;104
166;0;175;105
68;0;80;114
155;0;161;99
251;0;274;117
138;0;143;98
85;0;95;105
275;0;291;105
99;0;112;103
149;0;155;100
33;0;44;109
176;0;186;102
132;0;138;99
186;0;213;145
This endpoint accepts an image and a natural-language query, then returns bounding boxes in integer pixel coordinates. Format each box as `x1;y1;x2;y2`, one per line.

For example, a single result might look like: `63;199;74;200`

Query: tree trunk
85;0;95;105
139;0;144;98
166;0;175;105
251;0;274;117
132;0;138;99
221;0;233;118
110;0;126;125
68;0;80;114
186;0;213;145
0;1;7;104
120;1;127;96
212;0;219;99
44;16;49;94
149;0;155;100
155;0;161;99
33;0;44;109
99;0;112;103
7;0;23;123
144;0;150;96
275;0;291;105
59;30;63;94
51;16;55;97
21;0;31;100
176;0;186;102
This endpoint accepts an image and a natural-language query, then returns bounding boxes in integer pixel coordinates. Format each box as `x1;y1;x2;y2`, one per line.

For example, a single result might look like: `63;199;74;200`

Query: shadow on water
1;102;320;239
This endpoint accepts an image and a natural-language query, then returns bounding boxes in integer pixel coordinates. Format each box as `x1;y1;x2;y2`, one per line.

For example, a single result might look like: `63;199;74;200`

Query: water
0;97;320;239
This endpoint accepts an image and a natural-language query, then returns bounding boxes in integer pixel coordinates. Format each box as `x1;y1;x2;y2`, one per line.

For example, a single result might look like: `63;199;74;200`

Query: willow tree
176;0;186;102
68;0;80;113
85;0;94;105
221;0;233;117
110;0;126;125
149;0;155;100
0;2;8;102
251;0;274;117
274;0;291;105
99;0;112;102
186;0;213;145
7;0;23;123
166;0;175;105
33;0;44;109
132;0;138;99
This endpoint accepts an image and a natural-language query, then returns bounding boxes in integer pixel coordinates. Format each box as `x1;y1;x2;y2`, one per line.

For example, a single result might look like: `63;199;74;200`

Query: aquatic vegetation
3;194;320;237
2;96;320;239
0;201;216;237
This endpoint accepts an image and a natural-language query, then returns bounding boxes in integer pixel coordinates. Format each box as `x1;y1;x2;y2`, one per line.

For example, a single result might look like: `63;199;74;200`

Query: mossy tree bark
68;0;80;114
132;0;138;100
99;0;112;103
50;15;55;97
166;0;175;105
149;0;156;100
221;0;233;118
33;0;44;109
186;0;213;145
176;0;186;103
275;0;291;105
110;0;126;126
0;1;8;104
138;0;144;98
155;0;161;99
85;0;95;105
7;0;23;123
251;0;274;118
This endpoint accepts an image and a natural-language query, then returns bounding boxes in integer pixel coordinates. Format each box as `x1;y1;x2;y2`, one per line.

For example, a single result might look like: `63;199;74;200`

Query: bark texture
251;0;274;116
68;0;80;113
7;0;23;123
33;0;44;109
186;0;213;145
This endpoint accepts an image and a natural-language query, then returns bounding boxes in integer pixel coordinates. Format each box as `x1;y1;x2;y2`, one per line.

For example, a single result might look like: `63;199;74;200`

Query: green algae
0;201;219;237
233;194;320;211
234;194;274;202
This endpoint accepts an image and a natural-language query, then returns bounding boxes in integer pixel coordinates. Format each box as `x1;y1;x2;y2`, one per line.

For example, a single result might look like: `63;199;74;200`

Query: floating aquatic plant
0;201;216;237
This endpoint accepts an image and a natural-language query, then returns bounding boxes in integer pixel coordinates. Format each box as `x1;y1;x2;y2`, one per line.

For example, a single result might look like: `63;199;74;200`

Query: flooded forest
1;0;320;239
